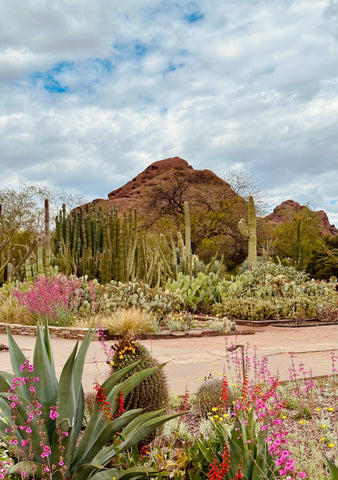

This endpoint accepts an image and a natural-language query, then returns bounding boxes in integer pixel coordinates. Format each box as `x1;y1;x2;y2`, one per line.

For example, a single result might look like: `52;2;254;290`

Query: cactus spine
238;195;257;269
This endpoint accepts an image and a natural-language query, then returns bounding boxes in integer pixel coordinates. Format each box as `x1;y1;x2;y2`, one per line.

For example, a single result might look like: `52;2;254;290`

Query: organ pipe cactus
53;203;221;286
238;195;257;269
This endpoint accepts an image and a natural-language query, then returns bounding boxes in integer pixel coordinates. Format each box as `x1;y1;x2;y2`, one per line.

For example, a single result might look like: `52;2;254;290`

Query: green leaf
5;327;31;400
33;323;58;406
195;437;213;464
90;466;166;480
56;341;78;424
109;363;166;406
100;360;141;395
92;411;180;468
121;408;166;437
119;411;181;452
74;361;161;465
55;329;94;437
43;319;54;366
70;463;101;480
72;409;142;470
7;460;43;478
324;455;338;480
0;371;14;392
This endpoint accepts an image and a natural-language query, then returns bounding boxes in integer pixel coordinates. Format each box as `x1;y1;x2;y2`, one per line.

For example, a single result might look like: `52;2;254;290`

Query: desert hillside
76;156;337;237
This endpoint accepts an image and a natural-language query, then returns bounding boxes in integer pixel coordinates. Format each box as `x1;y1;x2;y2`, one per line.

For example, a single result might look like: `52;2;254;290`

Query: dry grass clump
0;295;35;325
94;307;159;336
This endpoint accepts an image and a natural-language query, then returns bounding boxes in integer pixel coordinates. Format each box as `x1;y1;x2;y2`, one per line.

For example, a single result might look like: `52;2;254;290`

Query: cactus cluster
94;279;183;320
0;230;37;284
53;202;223;287
166;263;337;320
109;337;169;414
166;271;223;312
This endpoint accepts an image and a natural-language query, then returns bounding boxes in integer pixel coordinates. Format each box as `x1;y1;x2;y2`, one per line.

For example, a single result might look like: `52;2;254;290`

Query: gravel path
0;324;337;395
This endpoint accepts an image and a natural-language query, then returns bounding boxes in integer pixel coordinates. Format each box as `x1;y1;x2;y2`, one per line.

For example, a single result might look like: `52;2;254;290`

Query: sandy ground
0;324;337;395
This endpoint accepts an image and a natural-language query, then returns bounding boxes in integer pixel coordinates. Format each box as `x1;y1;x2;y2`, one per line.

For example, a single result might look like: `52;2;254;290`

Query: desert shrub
95;307;160;336
165;313;191;331
317;304;338;323
213;297;278;320
0;294;34;325
10;274;84;325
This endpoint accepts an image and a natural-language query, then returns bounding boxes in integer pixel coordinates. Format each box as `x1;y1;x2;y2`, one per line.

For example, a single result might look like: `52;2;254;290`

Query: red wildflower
93;382;114;421
209;443;231;480
117;388;124;416
218;376;228;414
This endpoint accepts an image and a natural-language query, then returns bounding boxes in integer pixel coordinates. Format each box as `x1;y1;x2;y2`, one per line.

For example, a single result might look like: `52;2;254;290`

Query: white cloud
0;0;337;226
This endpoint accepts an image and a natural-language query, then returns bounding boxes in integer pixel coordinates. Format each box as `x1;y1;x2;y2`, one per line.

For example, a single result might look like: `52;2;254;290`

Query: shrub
95;307;160;336
0;295;34;325
11;274;84;325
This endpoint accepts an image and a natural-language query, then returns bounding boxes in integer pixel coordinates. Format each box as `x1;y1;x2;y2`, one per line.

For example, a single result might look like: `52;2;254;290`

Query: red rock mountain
77;157;337;236
266;200;337;236
79;156;236;216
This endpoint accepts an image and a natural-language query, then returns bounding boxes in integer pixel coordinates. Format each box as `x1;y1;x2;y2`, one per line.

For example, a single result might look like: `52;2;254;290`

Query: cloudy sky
0;0;337;224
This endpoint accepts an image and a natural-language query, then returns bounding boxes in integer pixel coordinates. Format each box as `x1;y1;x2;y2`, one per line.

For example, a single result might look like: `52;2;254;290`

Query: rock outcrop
77;156;235;216
266;200;337;236
76;157;337;237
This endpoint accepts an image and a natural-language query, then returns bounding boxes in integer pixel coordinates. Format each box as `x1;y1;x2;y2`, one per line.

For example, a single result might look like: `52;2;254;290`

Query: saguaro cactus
238;195;257;269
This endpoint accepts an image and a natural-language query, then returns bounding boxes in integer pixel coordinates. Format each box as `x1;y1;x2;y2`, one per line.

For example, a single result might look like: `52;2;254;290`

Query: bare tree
0;184;86;233
222;167;269;215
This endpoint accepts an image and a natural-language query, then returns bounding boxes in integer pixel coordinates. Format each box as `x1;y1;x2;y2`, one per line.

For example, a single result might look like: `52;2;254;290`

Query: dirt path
0;324;337;395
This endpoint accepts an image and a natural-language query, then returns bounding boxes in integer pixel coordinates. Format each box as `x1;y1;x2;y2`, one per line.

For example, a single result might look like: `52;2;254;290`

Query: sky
0;0;337;225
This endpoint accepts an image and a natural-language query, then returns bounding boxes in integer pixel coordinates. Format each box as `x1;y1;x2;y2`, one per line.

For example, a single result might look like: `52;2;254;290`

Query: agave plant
190;412;278;479
324;455;338;480
0;324;178;479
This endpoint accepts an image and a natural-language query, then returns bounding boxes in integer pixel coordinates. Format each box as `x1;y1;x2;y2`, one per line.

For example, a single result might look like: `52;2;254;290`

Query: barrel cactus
109;337;169;413
196;377;235;418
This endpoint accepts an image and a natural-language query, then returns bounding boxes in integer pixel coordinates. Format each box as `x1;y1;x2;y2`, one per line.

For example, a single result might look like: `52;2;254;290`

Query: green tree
269;206;322;271
306;235;338;279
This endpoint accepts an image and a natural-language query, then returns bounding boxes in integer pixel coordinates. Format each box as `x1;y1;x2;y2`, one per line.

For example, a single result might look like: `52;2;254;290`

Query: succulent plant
0;325;178;479
196;377;235;418
109;337;169;414
238;195;257;269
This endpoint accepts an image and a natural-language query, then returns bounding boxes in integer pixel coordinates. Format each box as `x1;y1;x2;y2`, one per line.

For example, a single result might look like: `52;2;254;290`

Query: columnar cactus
238;195;257;269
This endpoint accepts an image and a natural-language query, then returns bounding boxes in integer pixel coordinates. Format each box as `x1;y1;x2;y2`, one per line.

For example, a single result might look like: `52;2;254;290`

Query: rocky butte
77;156;337;236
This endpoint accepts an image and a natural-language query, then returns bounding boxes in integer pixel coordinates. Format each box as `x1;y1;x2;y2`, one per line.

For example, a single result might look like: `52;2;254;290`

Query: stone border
104;328;255;340
0;323;100;340
0;322;255;340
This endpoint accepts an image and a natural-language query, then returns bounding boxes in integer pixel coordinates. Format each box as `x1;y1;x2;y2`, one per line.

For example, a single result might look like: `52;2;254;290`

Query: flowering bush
7;274;97;325
11;274;83;324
